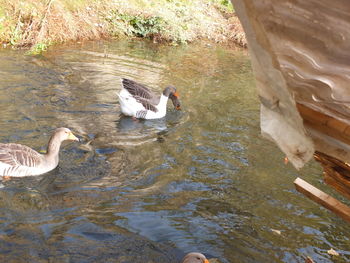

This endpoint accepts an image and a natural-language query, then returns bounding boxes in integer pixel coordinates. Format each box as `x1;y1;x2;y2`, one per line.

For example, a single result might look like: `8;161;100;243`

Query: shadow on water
115;109;186;146
0;40;349;263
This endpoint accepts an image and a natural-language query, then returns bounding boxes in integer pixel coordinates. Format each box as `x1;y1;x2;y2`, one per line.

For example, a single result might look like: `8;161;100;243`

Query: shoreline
0;0;246;53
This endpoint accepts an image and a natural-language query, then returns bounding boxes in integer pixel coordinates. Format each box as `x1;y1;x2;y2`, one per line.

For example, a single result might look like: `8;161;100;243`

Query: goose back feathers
0;127;79;177
118;78;181;119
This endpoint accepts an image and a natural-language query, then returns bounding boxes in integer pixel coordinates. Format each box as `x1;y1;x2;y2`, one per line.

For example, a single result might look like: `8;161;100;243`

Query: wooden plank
294;177;350;223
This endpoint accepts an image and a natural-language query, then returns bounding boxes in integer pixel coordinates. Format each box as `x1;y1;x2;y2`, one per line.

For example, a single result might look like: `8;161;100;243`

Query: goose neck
45;136;62;159
159;94;169;104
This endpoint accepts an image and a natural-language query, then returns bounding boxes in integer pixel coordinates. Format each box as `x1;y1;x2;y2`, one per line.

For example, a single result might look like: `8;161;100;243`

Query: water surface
0;40;349;263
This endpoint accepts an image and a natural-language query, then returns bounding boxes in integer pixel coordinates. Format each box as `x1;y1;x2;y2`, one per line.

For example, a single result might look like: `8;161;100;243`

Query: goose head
181;252;209;263
45;127;79;157
163;86;181;110
53;127;80;142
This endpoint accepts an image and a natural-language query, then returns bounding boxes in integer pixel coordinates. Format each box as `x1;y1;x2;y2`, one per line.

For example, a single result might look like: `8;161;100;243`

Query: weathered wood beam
296;105;350;207
323;167;350;200
314;151;350;176
313;152;350;201
296;103;350;145
294;177;350;223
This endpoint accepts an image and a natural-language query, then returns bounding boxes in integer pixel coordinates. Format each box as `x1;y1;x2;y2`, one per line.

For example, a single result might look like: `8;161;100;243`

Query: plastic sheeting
231;0;350;169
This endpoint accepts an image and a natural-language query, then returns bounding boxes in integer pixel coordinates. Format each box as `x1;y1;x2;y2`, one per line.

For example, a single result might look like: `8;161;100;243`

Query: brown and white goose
181;252;209;263
118;78;181;119
0;127;79;177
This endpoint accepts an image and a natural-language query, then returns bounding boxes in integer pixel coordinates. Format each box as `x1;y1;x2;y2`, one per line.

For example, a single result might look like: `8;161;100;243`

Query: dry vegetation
0;0;246;53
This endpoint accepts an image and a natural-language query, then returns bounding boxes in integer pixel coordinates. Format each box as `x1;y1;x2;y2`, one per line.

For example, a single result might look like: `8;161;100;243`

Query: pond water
0;40;349;263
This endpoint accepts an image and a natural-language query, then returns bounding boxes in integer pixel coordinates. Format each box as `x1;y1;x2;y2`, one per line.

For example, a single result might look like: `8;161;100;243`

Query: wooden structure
296;104;350;223
231;0;350;222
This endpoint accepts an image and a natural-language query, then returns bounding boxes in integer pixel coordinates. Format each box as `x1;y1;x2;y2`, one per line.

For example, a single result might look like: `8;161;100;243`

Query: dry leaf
271;229;281;235
327;248;339;256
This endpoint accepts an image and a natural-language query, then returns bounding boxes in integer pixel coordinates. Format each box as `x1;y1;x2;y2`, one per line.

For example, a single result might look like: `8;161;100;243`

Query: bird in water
181;252;209;263
118;78;181;119
0;127;79;178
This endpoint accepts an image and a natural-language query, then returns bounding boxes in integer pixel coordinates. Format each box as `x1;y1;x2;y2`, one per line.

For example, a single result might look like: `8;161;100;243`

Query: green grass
105;0;238;44
26;42;49;55
106;11;166;39
217;0;234;12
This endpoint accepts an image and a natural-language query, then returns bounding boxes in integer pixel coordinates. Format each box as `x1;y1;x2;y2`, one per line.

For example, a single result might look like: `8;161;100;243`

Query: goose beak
68;132;80;142
204;260;209;263
170;92;181;110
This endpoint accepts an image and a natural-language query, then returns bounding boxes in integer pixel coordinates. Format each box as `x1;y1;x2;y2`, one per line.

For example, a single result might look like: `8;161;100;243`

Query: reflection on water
0;40;349;263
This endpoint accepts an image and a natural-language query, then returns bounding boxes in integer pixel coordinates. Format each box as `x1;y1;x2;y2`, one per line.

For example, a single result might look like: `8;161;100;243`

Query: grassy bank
0;0;246;53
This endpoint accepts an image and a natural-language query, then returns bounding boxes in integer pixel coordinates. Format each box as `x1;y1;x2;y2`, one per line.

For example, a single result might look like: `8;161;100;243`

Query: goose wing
122;78;159;103
0;143;42;168
134;96;158;112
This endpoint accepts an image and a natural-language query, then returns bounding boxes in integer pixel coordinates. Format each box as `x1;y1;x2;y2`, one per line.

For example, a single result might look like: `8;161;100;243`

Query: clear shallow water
0;40;349;263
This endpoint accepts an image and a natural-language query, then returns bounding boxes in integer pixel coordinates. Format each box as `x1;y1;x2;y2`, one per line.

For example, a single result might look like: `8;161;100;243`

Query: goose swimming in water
181;252;209;263
0;127;79;177
118;78;181;119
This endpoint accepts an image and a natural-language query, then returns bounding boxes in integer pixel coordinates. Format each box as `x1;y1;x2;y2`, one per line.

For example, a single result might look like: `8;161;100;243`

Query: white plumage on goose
118;78;181;119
